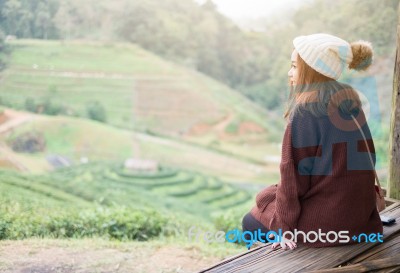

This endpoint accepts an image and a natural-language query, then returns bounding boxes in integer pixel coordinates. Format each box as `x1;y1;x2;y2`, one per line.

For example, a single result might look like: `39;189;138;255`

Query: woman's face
288;49;299;85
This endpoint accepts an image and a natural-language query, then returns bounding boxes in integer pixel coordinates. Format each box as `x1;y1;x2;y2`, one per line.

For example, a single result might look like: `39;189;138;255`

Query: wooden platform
199;202;400;273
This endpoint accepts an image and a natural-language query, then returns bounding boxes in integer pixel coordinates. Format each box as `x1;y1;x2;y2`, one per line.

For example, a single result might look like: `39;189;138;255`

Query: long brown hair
283;52;362;122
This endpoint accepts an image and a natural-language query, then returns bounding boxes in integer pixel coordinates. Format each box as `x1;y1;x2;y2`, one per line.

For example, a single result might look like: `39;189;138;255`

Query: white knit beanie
293;33;374;80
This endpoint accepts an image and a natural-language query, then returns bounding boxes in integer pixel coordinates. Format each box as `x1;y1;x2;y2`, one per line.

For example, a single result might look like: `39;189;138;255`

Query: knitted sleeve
255;184;278;211
269;110;320;233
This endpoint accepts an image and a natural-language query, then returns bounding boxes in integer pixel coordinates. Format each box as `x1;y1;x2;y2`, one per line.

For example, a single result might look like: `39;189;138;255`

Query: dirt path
213;112;234;132
0;239;226;273
0;109;36;171
10;68;186;81
0;109;34;134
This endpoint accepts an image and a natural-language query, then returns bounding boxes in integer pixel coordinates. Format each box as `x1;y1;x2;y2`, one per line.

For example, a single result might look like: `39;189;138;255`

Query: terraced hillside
0;161;255;241
1;109;280;183
0;39;284;164
44;161;253;218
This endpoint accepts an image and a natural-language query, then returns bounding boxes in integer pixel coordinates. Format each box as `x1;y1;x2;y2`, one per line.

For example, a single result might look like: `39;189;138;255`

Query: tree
87;101;107;123
388;3;400;200
24;97;36;112
34;1;51;39
53;1;74;40
1;0;21;35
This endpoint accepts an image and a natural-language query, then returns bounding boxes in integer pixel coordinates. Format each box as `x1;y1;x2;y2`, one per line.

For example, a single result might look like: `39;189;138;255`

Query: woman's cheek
293;72;298;84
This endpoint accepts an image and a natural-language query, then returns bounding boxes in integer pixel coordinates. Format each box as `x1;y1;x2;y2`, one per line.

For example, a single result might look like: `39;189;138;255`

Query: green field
0;40;284;166
3;113;280;183
0;161;255;246
0;39;284;145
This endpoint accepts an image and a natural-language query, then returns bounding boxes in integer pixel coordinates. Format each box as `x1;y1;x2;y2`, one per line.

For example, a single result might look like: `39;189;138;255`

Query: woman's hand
269;233;297;250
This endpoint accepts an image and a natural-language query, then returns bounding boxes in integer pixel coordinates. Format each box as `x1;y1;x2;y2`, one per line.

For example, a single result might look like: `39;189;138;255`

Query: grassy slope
2;111;279;184
0;165;249;269
0;39;284;165
0;162;255;249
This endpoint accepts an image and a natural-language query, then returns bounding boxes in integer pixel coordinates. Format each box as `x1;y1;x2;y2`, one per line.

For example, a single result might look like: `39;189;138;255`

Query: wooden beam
306;255;400;273
389;3;400;200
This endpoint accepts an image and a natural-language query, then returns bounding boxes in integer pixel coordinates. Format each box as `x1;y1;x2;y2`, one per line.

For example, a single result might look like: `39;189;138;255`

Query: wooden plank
306;255;400;273
388;1;400;200
347;233;400;263
198;204;400;273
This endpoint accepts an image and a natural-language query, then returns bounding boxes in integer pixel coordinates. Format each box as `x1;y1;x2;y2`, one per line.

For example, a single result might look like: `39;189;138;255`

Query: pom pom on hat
349;40;373;71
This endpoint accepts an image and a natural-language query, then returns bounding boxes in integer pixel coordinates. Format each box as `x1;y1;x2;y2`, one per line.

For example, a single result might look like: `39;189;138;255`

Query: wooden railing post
389;3;400;200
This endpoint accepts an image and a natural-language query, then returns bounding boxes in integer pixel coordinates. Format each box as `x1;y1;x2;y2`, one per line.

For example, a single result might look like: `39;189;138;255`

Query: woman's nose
288;68;292;77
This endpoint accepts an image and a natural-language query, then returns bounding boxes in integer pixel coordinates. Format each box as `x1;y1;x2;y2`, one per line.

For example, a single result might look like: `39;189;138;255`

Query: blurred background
0;0;398;272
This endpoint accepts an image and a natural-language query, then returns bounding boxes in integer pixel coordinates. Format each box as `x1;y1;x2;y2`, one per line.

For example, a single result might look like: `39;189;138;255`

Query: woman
242;33;383;250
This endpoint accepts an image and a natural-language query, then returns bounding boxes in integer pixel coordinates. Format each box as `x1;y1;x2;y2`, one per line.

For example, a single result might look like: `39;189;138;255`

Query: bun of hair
348;40;373;71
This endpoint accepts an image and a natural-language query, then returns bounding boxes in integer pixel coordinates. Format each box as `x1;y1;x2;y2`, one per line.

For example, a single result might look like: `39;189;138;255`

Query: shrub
0;205;169;241
9;131;46;153
42;98;65;115
24;97;37;112
86;101;107;122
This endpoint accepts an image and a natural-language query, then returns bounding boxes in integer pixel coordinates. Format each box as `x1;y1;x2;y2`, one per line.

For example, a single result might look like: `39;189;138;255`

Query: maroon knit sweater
250;108;383;247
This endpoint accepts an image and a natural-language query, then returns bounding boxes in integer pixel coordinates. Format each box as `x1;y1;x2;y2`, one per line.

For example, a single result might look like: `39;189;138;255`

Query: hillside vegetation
1;109;280;183
0;0;397;113
0;161;253;244
0;39;284;164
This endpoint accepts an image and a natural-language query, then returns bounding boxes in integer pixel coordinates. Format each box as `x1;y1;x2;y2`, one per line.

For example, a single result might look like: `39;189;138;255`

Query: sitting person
242;33;383;250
